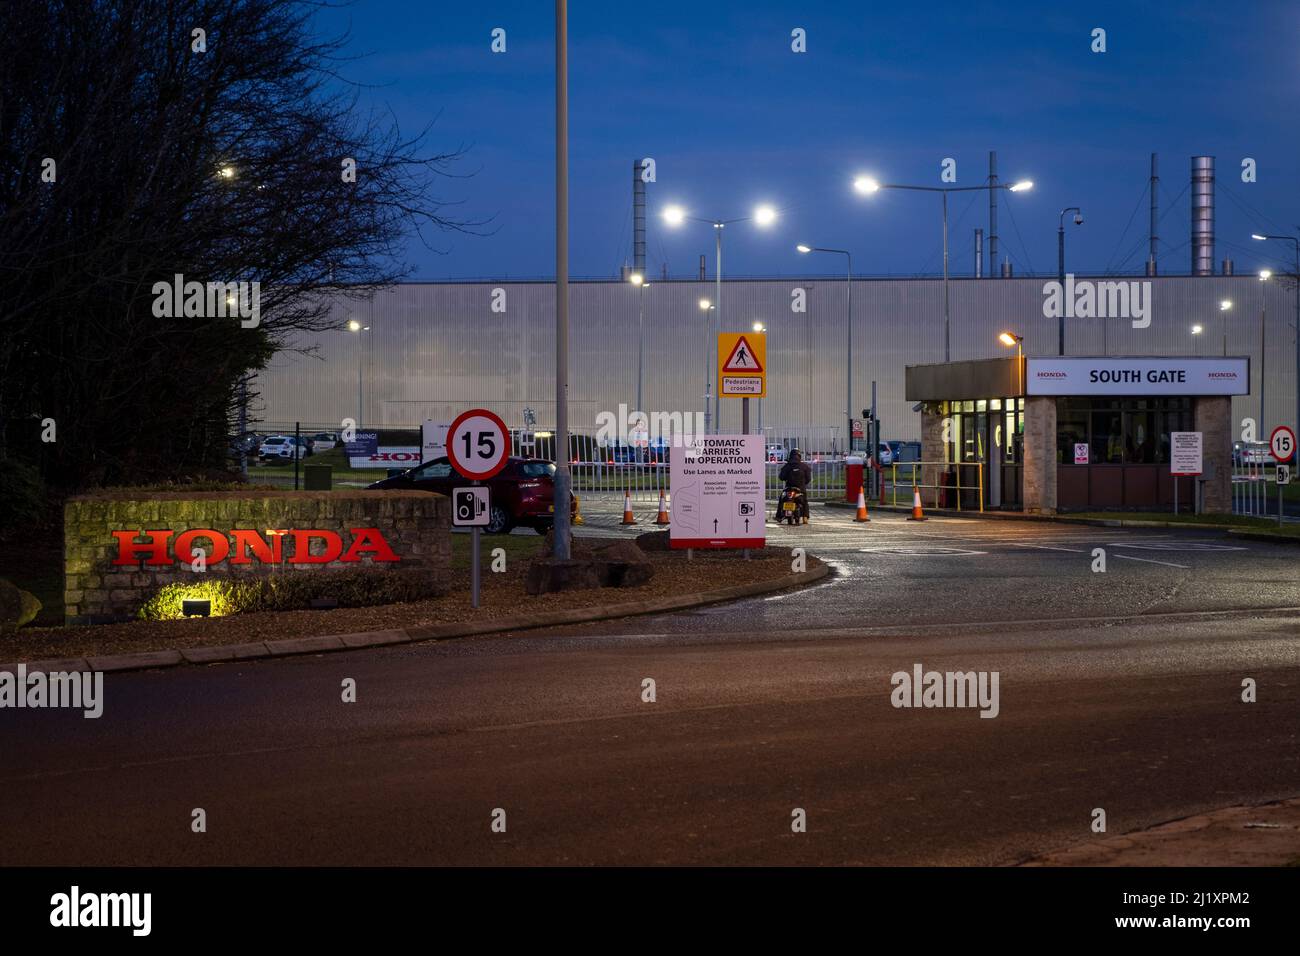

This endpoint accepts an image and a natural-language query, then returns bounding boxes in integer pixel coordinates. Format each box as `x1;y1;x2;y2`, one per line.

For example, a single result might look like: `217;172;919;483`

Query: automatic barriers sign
669;434;765;549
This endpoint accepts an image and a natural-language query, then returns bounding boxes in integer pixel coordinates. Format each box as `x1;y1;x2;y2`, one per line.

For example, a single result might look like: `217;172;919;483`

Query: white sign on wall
669;434;765;549
1073;443;1090;465
1170;431;1203;476
1025;357;1249;396
421;420;450;463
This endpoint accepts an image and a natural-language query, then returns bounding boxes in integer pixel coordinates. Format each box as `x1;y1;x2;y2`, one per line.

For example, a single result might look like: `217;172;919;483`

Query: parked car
766;444;787;463
258;435;309;461
1233;442;1273;466
308;432;338;452
875;443;894;466
886;440;922;464
367;456;576;534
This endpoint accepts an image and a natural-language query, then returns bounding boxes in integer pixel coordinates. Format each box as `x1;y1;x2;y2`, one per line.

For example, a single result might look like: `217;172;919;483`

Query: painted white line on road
1009;543;1089;553
1112;553;1190;569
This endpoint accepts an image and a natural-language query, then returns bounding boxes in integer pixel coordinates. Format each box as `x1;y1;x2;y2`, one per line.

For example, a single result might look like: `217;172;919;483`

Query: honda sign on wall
1025;357;1249;396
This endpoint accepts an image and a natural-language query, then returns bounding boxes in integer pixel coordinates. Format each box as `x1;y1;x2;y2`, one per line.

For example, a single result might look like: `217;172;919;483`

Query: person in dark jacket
778;448;813;523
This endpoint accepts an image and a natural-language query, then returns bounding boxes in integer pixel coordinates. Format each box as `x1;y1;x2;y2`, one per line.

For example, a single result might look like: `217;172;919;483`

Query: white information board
1170;431;1203;476
669;434;765;549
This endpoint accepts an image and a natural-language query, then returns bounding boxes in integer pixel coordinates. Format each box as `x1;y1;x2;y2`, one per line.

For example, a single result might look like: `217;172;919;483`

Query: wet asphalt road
1;507;1298;865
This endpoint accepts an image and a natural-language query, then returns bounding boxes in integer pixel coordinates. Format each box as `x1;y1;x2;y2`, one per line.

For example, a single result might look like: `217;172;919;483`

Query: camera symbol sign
453;486;491;527
447;408;510;480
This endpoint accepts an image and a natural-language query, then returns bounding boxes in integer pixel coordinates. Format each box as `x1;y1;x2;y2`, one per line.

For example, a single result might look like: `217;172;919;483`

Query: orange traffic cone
907;487;927;521
573;494;585;525
621;489;637;525
854;485;870;522
654;489;671;525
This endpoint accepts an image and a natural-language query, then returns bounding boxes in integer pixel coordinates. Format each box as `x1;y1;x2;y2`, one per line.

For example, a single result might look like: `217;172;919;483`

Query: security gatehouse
904;355;1249;513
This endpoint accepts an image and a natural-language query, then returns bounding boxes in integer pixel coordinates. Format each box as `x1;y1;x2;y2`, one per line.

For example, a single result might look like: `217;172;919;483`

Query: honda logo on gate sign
111;528;401;566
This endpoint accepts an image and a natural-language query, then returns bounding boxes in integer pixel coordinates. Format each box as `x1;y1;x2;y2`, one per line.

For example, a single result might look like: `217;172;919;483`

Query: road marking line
1112;553;1190;569
1009;543;1089;553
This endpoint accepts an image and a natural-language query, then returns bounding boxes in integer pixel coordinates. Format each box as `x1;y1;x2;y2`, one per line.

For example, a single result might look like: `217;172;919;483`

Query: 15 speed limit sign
447;408;510;480
1271;425;1296;464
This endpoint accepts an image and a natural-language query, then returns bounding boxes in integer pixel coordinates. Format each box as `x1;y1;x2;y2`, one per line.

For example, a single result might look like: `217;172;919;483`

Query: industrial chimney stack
1191;156;1215;276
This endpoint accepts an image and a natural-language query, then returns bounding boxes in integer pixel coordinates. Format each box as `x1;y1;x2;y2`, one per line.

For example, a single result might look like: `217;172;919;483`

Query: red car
368;456;574;534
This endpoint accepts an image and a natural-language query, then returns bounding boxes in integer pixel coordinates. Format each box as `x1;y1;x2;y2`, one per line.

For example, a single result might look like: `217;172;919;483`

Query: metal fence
1232;458;1274;516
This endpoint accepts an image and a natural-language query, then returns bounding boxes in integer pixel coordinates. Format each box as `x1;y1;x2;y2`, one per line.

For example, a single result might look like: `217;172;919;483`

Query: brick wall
1194;396;1232;514
63;491;450;623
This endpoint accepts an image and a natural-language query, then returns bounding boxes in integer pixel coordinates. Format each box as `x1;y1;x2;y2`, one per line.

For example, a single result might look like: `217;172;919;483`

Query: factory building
254;273;1293;456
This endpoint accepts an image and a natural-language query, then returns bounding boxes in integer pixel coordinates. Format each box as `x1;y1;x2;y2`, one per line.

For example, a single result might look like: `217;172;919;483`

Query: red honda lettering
343;527;401;562
230;529;281;564
173;529;230;566
112;530;174;566
289;529;343;564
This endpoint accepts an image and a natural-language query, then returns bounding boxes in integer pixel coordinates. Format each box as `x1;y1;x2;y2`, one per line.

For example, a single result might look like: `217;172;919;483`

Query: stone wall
1194;396;1232;514
63;490;450;623
1023;396;1057;514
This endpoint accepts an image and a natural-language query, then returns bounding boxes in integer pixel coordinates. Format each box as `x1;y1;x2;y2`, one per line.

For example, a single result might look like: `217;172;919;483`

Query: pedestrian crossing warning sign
718;332;766;397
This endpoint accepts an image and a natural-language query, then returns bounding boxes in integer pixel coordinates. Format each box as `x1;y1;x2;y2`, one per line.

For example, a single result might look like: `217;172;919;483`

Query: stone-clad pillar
1023;396;1057;514
920;405;947;506
1195;396;1232;514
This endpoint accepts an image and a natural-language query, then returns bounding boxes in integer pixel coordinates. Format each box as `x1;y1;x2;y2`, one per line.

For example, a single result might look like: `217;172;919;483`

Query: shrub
137;567;443;620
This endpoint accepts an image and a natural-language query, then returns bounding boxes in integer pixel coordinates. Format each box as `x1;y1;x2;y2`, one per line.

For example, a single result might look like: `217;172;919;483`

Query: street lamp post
346;319;369;426
1058;207;1083;356
855;176;1032;363
1259;270;1271;429
553;0;572;560
664;203;777;432
1219;300;1232;358
752;320;766;439
629;273;648;415
699;299;715;433
797;244;852;455
1252;233;1300;436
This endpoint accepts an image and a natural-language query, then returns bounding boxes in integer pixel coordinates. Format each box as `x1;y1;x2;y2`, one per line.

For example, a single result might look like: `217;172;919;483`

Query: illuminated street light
1191;324;1204;334
666;205;782;432
797;243;855;456
999;331;1025;393
858;174;1034;361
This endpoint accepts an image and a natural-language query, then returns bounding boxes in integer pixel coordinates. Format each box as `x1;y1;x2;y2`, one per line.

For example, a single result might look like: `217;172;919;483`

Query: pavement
1;500;1297;866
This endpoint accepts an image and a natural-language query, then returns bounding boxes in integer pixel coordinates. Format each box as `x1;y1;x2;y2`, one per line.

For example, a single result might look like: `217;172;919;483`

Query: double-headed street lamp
796;244;853;454
1252;233;1300;436
346;318;370;426
664;203;778;432
854;175;1033;363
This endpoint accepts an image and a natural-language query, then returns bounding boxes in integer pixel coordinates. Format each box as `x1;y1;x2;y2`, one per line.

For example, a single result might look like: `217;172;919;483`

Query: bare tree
0;0;472;493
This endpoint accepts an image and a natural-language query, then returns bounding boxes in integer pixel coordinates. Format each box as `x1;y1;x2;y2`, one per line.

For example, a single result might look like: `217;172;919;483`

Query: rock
0;578;42;632
591;540;654;588
633;531;672;552
525;558;602;595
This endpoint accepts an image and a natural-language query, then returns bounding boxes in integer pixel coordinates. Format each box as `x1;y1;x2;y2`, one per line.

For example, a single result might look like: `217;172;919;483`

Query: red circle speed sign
1270;426;1296;463
447;408;510;480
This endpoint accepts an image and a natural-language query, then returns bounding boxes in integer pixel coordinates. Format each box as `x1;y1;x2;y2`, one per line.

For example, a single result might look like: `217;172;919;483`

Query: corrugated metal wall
254;276;1296;446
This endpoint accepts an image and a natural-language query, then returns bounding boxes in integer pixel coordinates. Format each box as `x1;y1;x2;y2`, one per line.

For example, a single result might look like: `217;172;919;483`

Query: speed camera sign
447;408;509;480
1270;426;1296;464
